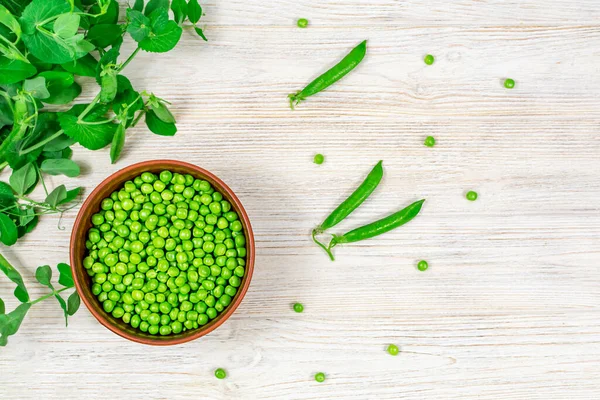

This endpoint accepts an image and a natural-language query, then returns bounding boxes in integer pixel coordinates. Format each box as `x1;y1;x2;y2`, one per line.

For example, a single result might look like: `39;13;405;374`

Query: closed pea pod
312;161;383;259
288;40;367;109
328;199;425;257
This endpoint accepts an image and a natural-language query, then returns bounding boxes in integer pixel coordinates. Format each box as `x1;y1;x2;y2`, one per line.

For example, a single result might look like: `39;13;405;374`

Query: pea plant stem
120;47;141;71
0;161;7;171
29;287;70;306
19;130;64;156
77;94;101;122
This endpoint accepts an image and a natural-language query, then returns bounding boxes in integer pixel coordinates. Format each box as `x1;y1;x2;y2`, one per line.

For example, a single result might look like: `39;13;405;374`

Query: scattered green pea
424;136;435;147
466;191;478;201
215;368;227;379
313;154;325;165
417;260;428;271
293;303;304;313
315;372;326;382
297;18;309;28
424;54;434;65
504;78;515;89
84;171;247;336
387;343;400;356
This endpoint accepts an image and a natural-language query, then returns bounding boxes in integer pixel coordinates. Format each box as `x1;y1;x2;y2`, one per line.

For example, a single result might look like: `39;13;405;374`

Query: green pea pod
100;73;118;103
314;161;383;234
289;40;367;109
333;199;425;245
322;199;425;260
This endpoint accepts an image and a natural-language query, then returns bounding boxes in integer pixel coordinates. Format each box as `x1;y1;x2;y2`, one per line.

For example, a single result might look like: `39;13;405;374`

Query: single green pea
424;136;435;147
424;54;434;65
297;18;309;28
504;78;515;89
387;343;400;355
466;191;478;201
313;153;324;165
417;260;429;271
293;303;304;313
214;368;226;379
315;372;326;382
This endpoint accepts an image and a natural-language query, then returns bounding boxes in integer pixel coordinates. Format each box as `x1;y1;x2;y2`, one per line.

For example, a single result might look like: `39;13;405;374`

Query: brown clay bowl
70;160;254;345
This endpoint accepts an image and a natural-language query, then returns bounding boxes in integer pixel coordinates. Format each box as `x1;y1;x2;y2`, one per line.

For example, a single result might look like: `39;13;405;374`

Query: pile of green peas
83;170;247;336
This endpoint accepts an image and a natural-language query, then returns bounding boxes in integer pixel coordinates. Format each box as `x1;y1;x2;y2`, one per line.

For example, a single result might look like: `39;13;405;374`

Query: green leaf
126;9;150;42
0;57;37;84
150;101;175;123
19;0;86;64
0;213;18;246
18;206;35;226
194;26;207;41
40;158;80;177
58;104;117;150
0;182;15;205
110;123;125;164
35;265;53;287
61;54;98;77
133;0;145;12
145;0;169;17
86;23;122;48
43;134;75;152
139;20;182;53
0;4;22;36
89;0;119;25
67;291;80;316
113;88;143;125
0;252;29;302
0;1;31;18
45;184;67;207
100;72;118;103
145;109;177;136
187;0;201;24
53;13;80;38
37;70;79;104
43;82;81;105
54;292;68;326
23;76;50;99
9;163;36;195
57;263;74;287
59;186;81;205
0;297;4;315
0;302;31;346
171;0;187;24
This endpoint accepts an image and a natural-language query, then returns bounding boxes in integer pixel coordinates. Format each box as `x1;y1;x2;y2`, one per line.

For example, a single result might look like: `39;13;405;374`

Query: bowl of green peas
70;160;254;345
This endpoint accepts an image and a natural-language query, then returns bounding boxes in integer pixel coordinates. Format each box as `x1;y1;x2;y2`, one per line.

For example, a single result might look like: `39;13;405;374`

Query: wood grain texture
1;1;600;399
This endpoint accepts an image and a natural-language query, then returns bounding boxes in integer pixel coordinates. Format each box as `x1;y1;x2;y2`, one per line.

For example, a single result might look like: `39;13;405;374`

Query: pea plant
0;253;80;346
0;0;206;346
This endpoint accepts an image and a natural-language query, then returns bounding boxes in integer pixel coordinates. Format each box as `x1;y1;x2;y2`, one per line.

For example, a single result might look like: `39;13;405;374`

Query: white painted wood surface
2;1;600;398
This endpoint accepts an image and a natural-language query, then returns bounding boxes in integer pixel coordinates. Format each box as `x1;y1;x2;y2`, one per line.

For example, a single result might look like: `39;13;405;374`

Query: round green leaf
86;23;122;48
40;158;80;177
0;57;37;85
53;13;80;38
0;213;18;246
187;0;202;24
23;76;50;99
9;163;36;195
145;110;177;136
57;263;74;287
139;20;182;53
35;265;52;287
58;108;116;150
67;291;80;316
150;101;175;123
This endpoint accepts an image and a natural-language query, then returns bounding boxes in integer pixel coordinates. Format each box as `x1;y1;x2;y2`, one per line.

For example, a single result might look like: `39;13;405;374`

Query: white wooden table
2;1;600;398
